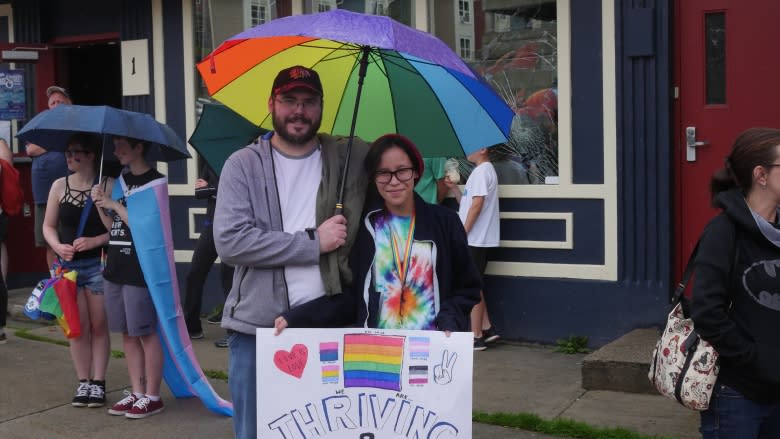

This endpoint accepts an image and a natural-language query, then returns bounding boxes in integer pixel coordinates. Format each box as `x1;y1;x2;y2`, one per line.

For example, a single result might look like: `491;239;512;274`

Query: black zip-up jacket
691;188;780;404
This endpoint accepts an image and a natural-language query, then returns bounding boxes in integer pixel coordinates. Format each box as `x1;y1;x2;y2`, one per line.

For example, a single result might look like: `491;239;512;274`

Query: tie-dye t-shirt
372;212;437;329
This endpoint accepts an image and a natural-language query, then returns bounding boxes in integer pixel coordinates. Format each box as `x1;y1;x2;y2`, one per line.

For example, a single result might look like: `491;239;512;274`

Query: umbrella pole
99;135;105;181
335;45;371;215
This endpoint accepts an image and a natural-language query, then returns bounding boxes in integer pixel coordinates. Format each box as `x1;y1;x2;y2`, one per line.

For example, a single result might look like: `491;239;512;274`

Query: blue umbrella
16;104;191;162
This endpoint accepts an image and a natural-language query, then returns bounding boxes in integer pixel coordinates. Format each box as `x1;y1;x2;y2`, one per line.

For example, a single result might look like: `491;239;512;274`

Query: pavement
1;286;699;439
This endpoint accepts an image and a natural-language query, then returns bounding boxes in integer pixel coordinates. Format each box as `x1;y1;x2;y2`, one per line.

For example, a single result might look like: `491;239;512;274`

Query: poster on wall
257;328;473;439
0;70;25;120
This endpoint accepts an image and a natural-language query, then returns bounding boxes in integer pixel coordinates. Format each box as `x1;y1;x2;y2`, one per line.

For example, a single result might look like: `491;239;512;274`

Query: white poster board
257;328;473;439
120;39;150;96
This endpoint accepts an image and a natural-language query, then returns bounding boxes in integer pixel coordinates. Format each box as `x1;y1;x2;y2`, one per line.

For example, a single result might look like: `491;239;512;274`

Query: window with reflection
434;0;558;185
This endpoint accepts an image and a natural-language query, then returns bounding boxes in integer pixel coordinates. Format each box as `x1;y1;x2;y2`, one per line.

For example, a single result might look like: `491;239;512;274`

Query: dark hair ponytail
710;127;780;205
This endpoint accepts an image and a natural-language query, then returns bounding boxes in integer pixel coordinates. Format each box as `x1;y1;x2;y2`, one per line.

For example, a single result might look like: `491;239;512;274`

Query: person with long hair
691;127;780;437
42;132;110;408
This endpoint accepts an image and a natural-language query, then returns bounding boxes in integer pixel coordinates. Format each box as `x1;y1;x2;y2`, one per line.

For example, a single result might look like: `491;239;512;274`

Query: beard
271;111;322;146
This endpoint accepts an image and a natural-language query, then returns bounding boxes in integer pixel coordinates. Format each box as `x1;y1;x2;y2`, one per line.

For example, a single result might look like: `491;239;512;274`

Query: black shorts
469;246;489;275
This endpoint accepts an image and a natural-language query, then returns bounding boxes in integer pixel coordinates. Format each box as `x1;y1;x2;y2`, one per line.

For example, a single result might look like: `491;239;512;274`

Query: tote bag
648;241;720;411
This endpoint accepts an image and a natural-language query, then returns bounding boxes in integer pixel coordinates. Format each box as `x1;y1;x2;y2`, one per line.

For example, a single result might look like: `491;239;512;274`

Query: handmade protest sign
257;328;473;439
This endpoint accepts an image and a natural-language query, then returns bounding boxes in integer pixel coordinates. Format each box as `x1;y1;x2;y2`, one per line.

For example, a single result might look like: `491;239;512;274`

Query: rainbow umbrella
197;9;513;206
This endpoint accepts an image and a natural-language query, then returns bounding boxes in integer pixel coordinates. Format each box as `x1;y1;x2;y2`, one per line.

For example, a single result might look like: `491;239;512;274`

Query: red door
0;43;56;277
674;0;780;277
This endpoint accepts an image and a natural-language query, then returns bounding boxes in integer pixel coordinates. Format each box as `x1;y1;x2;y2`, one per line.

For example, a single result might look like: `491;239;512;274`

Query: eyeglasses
65;149;86;157
274;96;321;111
375;167;415;184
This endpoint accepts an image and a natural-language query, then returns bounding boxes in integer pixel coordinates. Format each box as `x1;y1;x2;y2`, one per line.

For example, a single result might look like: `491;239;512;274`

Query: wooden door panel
675;0;780;278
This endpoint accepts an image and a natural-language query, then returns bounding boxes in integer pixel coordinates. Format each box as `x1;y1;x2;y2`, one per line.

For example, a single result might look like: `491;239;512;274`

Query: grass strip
204;369;228;381
15;328;229;379
472;412;675;439
15;328;126;360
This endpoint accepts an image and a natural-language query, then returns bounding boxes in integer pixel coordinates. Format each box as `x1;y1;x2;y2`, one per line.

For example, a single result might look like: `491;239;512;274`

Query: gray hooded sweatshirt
214;133;368;335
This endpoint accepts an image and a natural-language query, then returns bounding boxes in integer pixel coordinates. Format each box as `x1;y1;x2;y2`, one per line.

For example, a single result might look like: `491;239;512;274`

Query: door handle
686;126;711;162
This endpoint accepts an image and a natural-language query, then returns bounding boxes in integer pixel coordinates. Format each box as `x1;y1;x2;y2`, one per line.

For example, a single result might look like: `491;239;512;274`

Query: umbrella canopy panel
188;102;266;174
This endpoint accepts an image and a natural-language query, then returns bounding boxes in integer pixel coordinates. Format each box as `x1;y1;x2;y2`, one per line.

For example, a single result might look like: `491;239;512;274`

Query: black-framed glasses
375;167;415;184
65;149;86;157
274;96;321;111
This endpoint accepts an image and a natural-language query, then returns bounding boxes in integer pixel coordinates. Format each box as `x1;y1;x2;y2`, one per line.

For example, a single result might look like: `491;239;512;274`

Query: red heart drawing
274;344;308;379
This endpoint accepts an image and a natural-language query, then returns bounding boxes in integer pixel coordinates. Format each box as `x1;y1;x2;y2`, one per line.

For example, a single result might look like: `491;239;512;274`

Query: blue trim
570;0;604;184
170;196;198;251
162;0;188;185
494;199;604;264
484;276;668;347
616;0;672;287
500;218;566;242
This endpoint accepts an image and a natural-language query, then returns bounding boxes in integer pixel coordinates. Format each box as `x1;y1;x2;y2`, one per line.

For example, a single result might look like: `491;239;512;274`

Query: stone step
582;328;661;394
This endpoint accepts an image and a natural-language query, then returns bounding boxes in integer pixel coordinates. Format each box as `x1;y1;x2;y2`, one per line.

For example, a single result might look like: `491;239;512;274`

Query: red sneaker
125;396;164;419
107;392;138;416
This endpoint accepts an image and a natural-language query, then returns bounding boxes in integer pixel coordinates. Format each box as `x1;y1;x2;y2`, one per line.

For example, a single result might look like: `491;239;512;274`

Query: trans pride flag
116;175;233;416
343;333;405;391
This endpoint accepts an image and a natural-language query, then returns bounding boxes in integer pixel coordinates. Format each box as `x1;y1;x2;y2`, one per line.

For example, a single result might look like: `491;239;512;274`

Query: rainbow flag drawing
321;365;340;384
320;342;339;362
343;334;405;391
409;336;430;360
408;365;428;385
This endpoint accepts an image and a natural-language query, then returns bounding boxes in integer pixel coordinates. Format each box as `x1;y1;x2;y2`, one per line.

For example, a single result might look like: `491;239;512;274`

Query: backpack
0;158;24;216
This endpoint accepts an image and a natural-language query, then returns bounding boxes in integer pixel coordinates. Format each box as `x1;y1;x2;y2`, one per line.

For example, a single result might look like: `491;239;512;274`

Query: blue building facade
3;0;674;347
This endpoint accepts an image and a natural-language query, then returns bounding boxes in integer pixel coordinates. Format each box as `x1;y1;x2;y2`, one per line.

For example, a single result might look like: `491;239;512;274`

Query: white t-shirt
458;162;500;247
272;146;327;307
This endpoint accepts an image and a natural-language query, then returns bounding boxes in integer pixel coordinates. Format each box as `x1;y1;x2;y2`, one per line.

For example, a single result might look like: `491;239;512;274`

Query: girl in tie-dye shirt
351;134;481;332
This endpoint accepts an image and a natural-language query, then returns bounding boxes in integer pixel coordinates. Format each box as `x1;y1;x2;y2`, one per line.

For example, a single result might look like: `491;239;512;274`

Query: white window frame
458;36;472;60
458;0;471;24
244;0;275;28
317;0;337;12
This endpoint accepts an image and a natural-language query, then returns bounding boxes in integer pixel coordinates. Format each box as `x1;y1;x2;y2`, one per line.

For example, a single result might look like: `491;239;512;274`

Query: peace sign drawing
433;349;458;385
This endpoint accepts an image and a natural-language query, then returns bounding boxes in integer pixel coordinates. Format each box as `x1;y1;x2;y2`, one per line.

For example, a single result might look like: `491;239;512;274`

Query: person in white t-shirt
445;147;501;351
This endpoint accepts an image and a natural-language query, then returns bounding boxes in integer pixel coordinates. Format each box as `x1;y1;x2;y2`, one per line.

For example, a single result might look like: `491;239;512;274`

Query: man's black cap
272;65;323;96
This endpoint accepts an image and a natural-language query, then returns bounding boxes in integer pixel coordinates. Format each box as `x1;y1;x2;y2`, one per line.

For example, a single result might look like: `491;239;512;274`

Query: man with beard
213;65;369;439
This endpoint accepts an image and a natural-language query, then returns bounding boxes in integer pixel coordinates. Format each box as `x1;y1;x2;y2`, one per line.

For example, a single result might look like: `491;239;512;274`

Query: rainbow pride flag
343;334;405;391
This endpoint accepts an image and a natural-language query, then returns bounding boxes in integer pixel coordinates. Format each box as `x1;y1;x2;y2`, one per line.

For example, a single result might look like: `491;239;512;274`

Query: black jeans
183;224;234;333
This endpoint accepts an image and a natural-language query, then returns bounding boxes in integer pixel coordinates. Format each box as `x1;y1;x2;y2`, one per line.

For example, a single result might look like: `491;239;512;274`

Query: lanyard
390;213;416;286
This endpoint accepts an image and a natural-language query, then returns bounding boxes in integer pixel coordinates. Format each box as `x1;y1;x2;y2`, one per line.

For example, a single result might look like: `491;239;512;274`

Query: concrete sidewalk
1;287;699;438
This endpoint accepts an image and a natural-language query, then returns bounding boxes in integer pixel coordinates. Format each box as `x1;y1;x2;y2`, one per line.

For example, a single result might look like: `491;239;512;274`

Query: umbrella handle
335;46;371;213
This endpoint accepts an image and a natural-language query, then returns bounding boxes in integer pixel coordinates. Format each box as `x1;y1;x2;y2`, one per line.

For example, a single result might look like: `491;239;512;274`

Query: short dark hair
114;135;151;157
67;132;101;156
364;134;424;186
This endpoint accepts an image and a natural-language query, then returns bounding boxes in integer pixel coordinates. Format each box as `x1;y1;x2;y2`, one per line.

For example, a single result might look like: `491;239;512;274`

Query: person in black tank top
91;135;166;419
41;133;110;409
